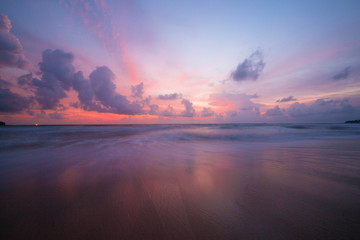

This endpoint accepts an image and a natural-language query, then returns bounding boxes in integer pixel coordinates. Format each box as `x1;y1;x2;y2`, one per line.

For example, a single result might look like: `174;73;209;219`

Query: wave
1;123;360;150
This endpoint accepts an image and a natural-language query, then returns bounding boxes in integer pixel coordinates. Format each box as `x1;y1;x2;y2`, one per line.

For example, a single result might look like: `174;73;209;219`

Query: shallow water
1;124;360;239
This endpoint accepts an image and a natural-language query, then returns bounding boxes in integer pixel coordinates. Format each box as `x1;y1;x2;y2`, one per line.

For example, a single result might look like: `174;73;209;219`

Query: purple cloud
266;106;284;117
161;105;175;117
90;66;144;115
181;99;196;117
201;107;215;117
158;93;182;100
0;76;32;113
17;49;144;114
276;96;297;103
32;73;67;109
148;104;159;115
39;49;76;90
131;82;144;98
48;112;64;119
284;98;360;122
332;67;350;80
0;14;28;68
231;50;265;82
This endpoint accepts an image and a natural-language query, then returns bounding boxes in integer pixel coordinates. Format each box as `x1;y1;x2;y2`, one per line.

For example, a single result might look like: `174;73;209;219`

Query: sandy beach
1;124;360;239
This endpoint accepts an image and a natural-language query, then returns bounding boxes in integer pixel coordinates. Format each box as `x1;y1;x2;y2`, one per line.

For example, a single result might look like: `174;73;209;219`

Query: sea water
1;124;360;239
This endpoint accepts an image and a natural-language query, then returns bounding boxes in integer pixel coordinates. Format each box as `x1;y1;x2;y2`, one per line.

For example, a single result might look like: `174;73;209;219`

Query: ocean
1;123;360;239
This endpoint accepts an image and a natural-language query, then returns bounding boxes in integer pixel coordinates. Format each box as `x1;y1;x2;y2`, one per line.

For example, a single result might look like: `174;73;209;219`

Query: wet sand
1;130;360;239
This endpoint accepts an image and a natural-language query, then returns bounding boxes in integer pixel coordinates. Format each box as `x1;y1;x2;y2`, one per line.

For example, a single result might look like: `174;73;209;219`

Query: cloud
48;112;64;119
18;49;144;114
17;73;33;87
131;82;144;98
158;93;182;100
276;96;297;103
39;49;76;90
286;98;360;122
266;105;284;117
181;99;196;117
161;105;175;117
231;50;265;82
201;107;215;117
210;93;262;112
148;104;159;115
90;66;144;114
249;93;259;98
72;71;97;110
0;76;32;113
332;67;350;80
0;14;28;68
0;78;12;88
32;73;67;109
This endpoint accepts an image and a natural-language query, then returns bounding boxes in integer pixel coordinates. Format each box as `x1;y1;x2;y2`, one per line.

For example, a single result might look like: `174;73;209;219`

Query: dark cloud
32;73;67;109
0;14;28;68
148;104;159;115
201;107;215;117
0;78;12;88
158;93;182;100
140;96;151;107
181;99;196;117
249;93;259;98
39;49;75;90
131;82;144;98
19;49;144;114
90;66;144;114
72;71;97;110
276;96;297;103
231;50;265;82
161;105;175;117
266;106;284;117
286;99;360;122
0;76;32;113
17;73;33;87
332;67;350;80
48;112;64;119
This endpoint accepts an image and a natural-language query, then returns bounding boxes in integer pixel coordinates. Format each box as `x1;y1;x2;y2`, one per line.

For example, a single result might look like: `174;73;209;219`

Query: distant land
0;121;6;126
345;120;360;124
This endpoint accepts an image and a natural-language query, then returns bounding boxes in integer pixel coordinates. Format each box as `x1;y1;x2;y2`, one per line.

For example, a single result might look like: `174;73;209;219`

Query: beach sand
1;125;360;239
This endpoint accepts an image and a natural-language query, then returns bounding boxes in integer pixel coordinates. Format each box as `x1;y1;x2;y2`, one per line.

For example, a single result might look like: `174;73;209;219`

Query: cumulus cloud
286;98;360;122
18;49;144;114
148;104;159;115
181;99;196;117
39;49;75;90
158;93;182;100
231;50;265;82
90;66;144;114
161;105;175;117
276;96;297;103
266;105;284;117
332;67;350;80
0;14;28;68
0;76;32;113
249;93;259;98
17;73;33;87
48;112;64;119
201;107;215;117
131;82;144;98
0;78;12;88
32;73;67;109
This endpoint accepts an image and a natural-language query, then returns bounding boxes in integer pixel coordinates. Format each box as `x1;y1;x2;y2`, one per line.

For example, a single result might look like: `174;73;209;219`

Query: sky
0;0;359;124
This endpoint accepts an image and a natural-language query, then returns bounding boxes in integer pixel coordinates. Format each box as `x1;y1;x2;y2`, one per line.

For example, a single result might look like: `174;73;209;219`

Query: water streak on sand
1;124;360;239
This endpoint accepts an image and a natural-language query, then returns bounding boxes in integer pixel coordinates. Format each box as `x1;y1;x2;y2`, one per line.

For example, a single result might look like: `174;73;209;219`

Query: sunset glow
0;0;359;124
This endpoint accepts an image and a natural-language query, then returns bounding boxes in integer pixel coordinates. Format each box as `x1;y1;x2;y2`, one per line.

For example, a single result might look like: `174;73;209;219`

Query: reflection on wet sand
1;139;360;239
